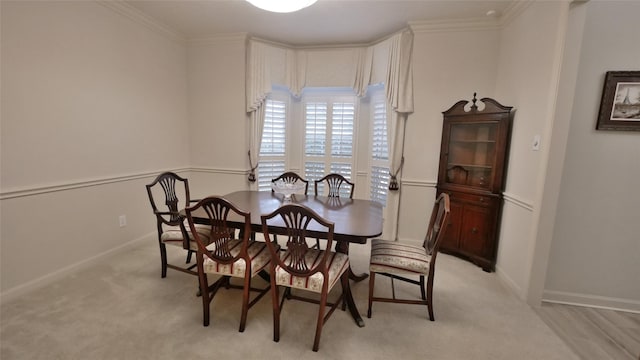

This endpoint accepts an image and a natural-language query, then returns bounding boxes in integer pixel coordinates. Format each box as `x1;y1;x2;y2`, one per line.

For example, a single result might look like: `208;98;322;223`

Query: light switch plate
532;135;541;151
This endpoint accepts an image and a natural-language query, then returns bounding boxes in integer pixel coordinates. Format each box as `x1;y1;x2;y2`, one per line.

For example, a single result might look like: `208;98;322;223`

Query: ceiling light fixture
247;0;317;13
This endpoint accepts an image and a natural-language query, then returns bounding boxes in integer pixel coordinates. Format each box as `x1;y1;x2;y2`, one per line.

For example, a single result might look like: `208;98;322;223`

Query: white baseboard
495;265;526;300
0;233;154;305
543;290;640;314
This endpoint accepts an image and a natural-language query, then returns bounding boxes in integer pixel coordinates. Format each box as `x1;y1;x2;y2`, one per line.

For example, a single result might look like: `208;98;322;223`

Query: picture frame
596;71;640;131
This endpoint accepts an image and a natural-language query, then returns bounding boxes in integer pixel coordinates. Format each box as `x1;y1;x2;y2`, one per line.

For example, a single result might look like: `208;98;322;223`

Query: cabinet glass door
446;123;497;190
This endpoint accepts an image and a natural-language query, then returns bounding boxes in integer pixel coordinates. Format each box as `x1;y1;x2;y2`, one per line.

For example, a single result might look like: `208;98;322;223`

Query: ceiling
125;0;514;45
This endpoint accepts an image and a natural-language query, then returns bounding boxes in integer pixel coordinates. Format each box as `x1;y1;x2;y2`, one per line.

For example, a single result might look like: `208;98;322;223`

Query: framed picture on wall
596;71;640;131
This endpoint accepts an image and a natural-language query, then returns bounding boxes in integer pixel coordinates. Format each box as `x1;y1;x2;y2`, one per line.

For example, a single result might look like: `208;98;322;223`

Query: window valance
246;28;414;113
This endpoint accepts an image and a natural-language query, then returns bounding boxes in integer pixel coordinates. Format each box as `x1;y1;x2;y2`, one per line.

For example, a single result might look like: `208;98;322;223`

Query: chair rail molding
189;166;249;175
0;168;190;200
503;192;534;212
401;178;437;188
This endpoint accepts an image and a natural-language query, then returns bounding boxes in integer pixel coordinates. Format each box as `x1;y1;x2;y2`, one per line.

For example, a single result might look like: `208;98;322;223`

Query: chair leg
159;243;168;278
426;275;435;321
186;250;193;264
420;275;426;301
239;274;251;332
199;273;210;326
270;277;281;343
313;288;328;352
367;272;375;318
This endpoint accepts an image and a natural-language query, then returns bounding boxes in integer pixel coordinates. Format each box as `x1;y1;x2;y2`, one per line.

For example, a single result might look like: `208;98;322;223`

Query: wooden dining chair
312;173;354;249
261;204;349;352
269;171;309;247
314;173;354;198
184;196;275;332
367;193;450;320
271;171;309;195
146;172;211;278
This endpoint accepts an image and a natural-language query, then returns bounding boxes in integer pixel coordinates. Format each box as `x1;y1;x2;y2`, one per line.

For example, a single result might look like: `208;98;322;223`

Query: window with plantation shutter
258;97;287;191
305;103;327;156
331;103;354;157
370;91;390;205
303;94;356;196
258;88;382;200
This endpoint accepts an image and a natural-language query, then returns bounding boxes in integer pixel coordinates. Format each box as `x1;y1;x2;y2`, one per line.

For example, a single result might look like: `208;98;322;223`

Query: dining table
191;190;384;327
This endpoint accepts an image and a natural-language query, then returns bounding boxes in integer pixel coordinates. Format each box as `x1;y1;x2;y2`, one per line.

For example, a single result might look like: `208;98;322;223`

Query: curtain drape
285;48;307;97
246;41;271;181
352;46;373;97
384;29;414;190
245;29;414;186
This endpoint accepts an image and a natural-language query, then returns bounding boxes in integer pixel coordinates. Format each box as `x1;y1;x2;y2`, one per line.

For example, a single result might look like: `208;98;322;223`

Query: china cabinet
436;94;513;272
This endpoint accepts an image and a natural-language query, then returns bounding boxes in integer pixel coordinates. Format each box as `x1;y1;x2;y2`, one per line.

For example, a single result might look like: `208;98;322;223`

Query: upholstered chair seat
160;223;211;251
274;249;349;293
202;239;271;278
369;239;431;275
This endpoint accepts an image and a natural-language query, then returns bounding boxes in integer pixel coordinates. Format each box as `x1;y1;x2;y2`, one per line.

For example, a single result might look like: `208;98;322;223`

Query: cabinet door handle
472;227;478;234
479;197;484;202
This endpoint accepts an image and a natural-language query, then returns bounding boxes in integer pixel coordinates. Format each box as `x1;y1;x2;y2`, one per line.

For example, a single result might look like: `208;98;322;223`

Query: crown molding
189;33;249;46
498;0;535;27
410;1;536;34
96;0;186;43
409;17;500;34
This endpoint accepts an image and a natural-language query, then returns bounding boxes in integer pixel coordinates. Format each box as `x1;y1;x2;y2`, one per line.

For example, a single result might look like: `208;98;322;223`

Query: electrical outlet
119;215;127;227
532;135;541;151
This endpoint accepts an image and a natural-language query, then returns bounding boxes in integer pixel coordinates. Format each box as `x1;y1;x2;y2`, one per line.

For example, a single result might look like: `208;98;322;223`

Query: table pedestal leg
336;240;366;327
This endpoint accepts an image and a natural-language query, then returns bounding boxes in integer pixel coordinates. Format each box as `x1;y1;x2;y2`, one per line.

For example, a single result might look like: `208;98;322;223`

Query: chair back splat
311;173;354;249
271;171;309;194
314;173;354;198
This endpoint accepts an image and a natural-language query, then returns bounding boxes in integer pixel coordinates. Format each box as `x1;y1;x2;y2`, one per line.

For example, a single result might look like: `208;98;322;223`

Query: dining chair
146;172;211;278
271;171;309;195
184;196;275;332
261;204;349;352
314;173;354;199
312;173;354;249
270;171;309;247
367;193;450;320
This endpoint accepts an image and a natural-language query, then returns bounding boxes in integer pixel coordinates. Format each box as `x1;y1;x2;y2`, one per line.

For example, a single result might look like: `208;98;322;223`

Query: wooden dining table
194;190;384;327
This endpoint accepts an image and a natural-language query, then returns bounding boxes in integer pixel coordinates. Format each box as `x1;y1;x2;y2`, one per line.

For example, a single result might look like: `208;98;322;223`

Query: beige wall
1;1;189;296
544;0;640;310
399;27;500;241
493;1;570;299
185;36;250;198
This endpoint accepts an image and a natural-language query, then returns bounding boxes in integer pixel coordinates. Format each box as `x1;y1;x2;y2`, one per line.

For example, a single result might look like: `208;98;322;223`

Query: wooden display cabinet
436;94;513;272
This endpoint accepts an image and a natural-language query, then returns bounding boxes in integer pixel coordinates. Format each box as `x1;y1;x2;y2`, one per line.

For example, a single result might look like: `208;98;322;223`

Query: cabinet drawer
444;191;498;207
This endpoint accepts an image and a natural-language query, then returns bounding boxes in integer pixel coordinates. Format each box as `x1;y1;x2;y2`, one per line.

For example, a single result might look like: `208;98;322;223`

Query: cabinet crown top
443;93;513;116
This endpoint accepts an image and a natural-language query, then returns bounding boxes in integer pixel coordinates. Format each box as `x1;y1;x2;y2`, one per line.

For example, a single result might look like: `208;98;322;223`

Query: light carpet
1;240;579;359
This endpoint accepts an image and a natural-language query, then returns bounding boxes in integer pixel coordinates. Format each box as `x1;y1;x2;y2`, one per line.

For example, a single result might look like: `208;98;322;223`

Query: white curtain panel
246;41;271;180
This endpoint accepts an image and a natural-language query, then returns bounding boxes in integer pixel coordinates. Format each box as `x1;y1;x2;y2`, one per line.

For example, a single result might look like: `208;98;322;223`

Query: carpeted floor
1;240;579;360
